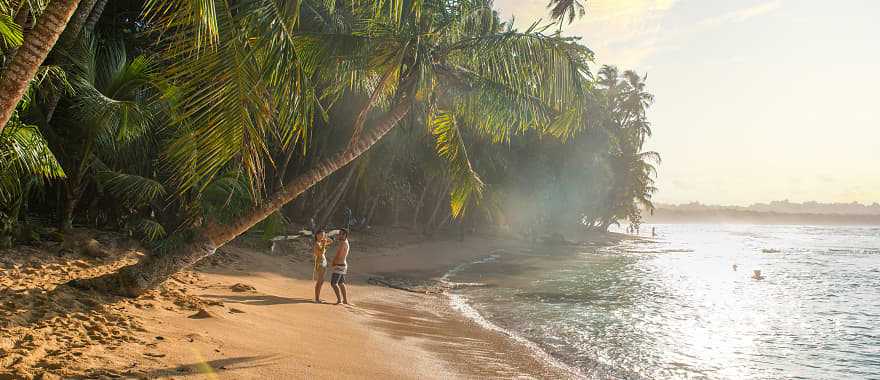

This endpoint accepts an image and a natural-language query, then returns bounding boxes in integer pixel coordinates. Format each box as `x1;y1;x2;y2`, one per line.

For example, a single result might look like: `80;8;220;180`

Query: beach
0;228;621;379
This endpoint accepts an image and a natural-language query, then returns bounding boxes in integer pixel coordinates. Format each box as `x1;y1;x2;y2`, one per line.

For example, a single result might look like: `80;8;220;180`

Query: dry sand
0;228;622;379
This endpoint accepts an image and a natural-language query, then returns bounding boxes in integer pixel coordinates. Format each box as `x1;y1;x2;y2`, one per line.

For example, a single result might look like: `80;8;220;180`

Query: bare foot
334;300;342;305
343;300;349;305
314;299;324;304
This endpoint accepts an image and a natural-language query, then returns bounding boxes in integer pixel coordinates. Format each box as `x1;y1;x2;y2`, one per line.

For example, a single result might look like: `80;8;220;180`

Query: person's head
338;228;349;241
314;230;326;241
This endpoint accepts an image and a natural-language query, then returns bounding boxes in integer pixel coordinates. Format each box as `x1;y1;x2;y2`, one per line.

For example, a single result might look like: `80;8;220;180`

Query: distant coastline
647;201;880;225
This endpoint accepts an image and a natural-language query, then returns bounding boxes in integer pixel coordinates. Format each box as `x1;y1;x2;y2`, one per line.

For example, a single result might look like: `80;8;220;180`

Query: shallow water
447;224;880;379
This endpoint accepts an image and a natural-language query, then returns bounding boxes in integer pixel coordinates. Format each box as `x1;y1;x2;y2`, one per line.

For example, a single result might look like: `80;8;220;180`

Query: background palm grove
0;0;657;294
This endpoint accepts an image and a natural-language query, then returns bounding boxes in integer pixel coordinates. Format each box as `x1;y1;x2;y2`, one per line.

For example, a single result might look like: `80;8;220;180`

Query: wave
440;254;588;378
446;291;587;379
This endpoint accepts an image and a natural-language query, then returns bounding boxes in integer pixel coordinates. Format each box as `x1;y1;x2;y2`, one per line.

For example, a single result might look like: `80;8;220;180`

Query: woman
312;230;332;303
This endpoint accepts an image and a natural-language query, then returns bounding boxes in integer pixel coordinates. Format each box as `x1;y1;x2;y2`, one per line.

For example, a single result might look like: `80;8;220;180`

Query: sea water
445;224;880;379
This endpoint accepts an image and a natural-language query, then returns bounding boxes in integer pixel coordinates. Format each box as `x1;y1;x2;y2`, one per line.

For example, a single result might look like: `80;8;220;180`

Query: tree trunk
44;0;100;124
58;0;97;50
365;197;379;225
70;102;411;296
83;0;108;34
410;180;430;228
392;197;401;227
316;165;357;228
13;7;29;27
60;167;86;231
0;0;82;131
60;192;80;231
424;184;450;234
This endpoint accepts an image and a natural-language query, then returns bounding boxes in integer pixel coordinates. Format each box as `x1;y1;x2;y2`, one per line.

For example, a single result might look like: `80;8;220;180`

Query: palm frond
0;123;65;204
133;218;167;241
430;110;483;217
0;13;22;47
96;170;166;207
143;0;222;50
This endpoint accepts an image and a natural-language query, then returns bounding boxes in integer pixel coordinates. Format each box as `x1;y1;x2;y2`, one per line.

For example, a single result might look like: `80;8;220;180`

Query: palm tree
0;0;83;131
593;65;659;230
548;0;586;25
0;65;65;245
49;34;158;230
43;0;107;124
71;0;593;296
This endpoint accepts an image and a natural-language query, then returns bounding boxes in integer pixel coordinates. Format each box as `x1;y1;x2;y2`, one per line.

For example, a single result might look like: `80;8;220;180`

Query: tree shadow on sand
86;355;278;378
201;294;320;306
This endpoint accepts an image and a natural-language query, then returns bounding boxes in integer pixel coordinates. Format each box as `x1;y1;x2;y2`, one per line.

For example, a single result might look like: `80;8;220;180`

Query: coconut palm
593;65;659;230
71;0;594;296
548;0;586;25
48;34;159;230
0;64;65;244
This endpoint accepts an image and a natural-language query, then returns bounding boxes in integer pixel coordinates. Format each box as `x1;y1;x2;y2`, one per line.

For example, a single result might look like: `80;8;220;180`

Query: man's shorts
330;272;345;285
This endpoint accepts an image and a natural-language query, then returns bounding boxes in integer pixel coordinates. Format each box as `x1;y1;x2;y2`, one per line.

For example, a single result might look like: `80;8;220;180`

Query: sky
493;0;880;206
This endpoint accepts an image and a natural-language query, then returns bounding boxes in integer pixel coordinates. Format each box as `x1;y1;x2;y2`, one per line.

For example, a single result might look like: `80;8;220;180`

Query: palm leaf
0;13;22;47
429;110;483;217
96;170;166;207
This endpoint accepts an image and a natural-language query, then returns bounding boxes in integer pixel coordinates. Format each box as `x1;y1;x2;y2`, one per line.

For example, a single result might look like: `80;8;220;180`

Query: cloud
493;0;682;69
495;0;782;70
699;0;783;27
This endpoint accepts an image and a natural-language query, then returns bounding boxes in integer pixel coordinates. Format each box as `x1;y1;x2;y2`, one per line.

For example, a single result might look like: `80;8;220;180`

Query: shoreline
443;271;586;379
0;228;626;379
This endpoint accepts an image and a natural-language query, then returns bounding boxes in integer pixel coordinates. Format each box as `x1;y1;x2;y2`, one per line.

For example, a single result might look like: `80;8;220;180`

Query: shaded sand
0;228;623;379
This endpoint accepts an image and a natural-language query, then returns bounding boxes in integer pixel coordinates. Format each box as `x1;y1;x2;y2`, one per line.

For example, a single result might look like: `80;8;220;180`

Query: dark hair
339;228;349;237
313;229;325;241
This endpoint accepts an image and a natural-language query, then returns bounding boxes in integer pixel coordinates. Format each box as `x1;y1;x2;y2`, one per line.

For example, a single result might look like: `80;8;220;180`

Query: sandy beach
0;228;622;379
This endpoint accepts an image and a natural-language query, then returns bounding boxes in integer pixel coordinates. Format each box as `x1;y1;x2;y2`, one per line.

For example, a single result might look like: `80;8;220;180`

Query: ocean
444;224;880;379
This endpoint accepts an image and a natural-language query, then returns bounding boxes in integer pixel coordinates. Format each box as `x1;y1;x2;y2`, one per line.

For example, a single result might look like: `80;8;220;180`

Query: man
330;229;350;305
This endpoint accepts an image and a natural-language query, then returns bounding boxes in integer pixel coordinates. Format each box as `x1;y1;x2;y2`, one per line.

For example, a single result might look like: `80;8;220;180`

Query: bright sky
494;0;880;206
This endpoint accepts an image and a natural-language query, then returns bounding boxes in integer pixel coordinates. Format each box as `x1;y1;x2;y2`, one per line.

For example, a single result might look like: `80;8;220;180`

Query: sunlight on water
448;224;880;379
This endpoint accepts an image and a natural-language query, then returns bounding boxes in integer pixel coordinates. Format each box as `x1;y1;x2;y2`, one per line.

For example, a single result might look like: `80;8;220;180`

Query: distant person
312;230;332;303
752;270;764;280
652;227;656;237
732;264;738;271
330;229;351;305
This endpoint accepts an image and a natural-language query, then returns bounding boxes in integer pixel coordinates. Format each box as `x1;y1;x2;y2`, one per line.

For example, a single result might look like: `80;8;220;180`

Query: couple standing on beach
312;229;350;304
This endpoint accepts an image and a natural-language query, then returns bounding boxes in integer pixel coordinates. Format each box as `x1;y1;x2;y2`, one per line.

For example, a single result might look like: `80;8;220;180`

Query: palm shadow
201;293;320;306
88;355;277;378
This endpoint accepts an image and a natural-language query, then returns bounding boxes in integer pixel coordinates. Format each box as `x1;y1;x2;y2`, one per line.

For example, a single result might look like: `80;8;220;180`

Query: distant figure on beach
732;264;738;271
312;230;332;303
752;270;764;280
331;229;351;305
652;227;656;237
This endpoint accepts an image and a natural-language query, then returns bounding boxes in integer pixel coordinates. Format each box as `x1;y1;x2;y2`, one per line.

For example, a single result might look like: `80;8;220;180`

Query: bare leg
331;283;342;304
314;278;325;303
339;283;348;305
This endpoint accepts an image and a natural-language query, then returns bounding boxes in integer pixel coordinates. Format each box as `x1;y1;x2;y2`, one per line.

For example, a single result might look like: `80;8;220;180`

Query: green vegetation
0;0;657;295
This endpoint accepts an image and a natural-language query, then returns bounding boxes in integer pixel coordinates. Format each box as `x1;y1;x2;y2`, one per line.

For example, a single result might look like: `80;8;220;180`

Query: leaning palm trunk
70;102;411;296
44;0;101;124
0;0;82;131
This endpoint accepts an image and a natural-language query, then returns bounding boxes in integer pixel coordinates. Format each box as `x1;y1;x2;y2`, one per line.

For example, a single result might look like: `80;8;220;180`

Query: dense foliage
0;0;658;249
